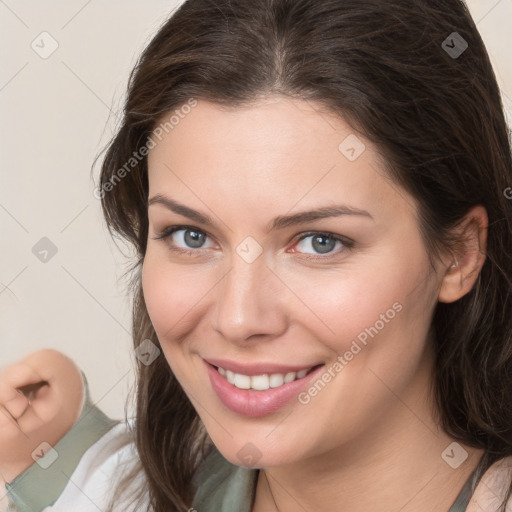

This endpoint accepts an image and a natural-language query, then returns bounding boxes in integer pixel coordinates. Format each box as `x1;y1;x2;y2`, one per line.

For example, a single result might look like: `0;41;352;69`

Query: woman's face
143;96;446;468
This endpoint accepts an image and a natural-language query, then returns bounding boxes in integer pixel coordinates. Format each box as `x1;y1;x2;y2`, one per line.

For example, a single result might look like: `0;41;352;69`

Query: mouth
212;363;322;391
203;359;326;417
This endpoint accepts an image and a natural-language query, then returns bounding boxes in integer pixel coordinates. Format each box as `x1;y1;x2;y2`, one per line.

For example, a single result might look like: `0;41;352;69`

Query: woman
2;0;512;511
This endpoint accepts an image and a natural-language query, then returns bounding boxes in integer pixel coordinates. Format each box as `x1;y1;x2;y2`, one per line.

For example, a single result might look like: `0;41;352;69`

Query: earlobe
437;205;488;304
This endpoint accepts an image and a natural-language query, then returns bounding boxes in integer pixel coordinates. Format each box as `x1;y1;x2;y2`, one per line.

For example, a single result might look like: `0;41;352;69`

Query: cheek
141;255;206;384
141;252;212;343
288;267;435;445
283;265;406;354
284;251;434;372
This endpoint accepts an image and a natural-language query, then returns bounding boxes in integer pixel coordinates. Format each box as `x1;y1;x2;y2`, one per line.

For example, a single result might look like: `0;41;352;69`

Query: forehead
150;96;356;164
146;96;416;225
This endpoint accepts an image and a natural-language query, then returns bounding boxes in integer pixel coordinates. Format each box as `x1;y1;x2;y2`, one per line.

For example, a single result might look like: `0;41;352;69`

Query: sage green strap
5;372;119;512
192;446;258;512
447;464;480;512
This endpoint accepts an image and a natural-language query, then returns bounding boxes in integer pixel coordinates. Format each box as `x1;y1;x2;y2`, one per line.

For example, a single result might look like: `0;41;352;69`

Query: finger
1;392;29;420
0;404;18;428
0;363;44;410
0;403;35;443
17;381;49;400
0;363;44;397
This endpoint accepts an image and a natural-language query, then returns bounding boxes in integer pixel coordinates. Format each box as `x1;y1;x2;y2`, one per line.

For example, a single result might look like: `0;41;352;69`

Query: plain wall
1;0;511;421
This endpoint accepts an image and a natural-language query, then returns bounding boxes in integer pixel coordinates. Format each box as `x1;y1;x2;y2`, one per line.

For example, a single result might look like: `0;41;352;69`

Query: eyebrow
147;194;374;231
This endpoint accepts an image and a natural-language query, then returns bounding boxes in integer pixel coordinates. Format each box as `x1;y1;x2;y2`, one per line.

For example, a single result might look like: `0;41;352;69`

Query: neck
252;351;484;512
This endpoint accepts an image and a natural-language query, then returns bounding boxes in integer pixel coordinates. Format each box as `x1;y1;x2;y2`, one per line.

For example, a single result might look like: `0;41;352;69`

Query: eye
152;225;216;255
152;226;354;259
290;232;354;258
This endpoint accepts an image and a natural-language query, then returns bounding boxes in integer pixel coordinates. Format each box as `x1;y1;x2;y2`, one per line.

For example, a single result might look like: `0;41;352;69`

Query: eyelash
151;225;355;260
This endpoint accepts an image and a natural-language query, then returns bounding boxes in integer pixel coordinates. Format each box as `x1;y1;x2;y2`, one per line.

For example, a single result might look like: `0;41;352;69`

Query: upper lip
204;357;322;376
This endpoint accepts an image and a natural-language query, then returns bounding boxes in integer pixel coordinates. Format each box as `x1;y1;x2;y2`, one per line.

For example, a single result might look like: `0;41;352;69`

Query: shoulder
466;456;512;512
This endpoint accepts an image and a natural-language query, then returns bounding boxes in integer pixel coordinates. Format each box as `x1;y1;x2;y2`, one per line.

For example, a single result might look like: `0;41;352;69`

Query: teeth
217;366;313;391
269;374;284;388
251;374;269;390
233;373;251;389
284;372;296;383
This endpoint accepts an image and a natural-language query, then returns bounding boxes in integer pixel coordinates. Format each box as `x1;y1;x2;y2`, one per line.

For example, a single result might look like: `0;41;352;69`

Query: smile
204;359;325;417
217;366;314;391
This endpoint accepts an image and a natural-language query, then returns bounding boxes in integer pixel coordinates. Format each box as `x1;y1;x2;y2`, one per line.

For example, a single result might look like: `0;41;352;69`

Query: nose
211;254;288;345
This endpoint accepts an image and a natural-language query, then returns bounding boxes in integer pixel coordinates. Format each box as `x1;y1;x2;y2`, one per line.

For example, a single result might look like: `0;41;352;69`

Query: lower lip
205;360;325;417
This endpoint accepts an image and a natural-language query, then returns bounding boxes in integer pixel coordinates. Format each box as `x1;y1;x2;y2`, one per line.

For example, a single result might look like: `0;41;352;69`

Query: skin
0;349;84;484
143;95;491;511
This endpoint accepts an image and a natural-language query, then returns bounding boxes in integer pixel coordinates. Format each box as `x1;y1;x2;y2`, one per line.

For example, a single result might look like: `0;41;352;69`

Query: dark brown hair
95;0;512;510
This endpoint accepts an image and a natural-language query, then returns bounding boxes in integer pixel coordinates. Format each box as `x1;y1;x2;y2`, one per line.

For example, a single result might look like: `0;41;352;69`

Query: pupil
185;230;205;248
312;235;335;254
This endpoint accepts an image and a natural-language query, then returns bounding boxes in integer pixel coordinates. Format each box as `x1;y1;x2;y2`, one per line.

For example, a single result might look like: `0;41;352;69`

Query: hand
0;349;84;483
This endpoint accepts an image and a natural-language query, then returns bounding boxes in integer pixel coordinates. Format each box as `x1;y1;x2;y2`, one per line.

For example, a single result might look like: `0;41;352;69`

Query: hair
95;0;512;510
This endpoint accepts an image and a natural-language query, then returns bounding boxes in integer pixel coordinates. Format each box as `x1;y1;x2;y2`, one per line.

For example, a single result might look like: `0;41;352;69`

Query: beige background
1;0;511;422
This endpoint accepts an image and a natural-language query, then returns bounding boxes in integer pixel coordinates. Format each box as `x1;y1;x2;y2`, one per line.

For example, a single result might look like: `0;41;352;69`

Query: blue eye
152;226;354;259
293;232;353;257
152;226;215;255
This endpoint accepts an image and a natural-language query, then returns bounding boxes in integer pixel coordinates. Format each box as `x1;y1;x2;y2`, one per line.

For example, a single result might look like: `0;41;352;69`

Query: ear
438;205;488;303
